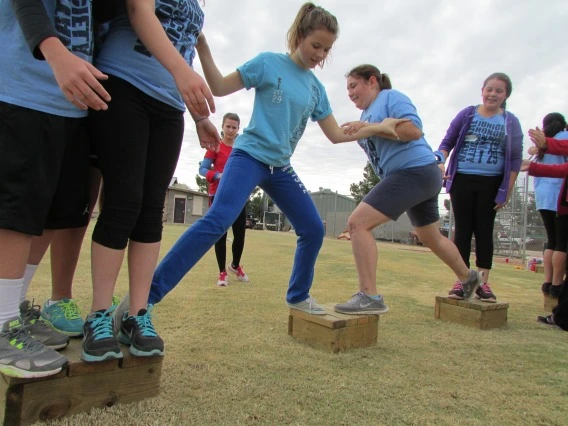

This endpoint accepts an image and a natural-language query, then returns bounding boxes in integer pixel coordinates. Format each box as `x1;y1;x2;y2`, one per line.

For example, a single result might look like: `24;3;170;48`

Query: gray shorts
363;162;442;227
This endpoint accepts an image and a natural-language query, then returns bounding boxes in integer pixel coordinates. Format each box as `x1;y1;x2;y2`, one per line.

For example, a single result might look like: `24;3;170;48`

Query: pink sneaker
228;264;250;282
217;271;229;287
447;281;464;299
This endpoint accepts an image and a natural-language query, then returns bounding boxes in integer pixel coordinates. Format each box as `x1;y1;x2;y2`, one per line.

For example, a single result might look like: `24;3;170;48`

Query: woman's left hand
340;120;369;135
196;118;221;151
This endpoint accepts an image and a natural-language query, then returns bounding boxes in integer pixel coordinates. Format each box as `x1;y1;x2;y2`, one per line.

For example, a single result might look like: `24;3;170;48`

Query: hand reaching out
528;127;547;150
520;159;532;172
173;66;216;118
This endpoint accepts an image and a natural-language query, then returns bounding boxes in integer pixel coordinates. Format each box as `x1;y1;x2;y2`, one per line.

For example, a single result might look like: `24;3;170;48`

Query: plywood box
1;339;162;426
288;306;380;353
434;296;508;330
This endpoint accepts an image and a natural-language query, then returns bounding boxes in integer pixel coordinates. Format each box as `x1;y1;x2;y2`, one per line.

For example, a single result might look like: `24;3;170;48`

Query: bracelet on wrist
194;117;208;124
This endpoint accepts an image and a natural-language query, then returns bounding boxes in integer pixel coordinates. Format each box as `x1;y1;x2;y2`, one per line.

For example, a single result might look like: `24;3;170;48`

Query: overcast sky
174;0;568;197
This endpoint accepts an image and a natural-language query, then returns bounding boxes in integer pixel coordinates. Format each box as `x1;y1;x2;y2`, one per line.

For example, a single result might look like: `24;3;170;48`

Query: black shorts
0;102;90;235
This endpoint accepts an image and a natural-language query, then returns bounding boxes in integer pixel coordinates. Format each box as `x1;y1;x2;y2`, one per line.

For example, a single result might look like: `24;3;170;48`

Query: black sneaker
447;281;464;299
541;282;552;294
475;283;497;303
548;284;563;298
118;305;164;357
81;308;123;362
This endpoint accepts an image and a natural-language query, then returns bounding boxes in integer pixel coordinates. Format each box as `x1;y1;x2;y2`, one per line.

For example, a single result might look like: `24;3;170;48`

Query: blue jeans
149;149;324;304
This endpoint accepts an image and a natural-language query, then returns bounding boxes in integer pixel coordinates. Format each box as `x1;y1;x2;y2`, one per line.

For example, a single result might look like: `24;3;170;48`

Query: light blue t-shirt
457;111;506;176
0;0;93;118
234;52;332;167
95;0;204;111
357;89;433;179
534;130;568;211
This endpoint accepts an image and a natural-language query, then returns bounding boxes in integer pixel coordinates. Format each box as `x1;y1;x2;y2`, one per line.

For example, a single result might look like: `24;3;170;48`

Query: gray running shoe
461;270;481;300
334;292;389;315
0;317;68;378
287;296;326;315
113;292;130;335
20;300;70;350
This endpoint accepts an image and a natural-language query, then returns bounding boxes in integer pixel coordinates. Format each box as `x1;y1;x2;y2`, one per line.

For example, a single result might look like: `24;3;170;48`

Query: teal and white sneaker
0;317;68;378
287;296;327;315
41;298;84;337
82;307;123;362
118;305;164;357
20;300;70;350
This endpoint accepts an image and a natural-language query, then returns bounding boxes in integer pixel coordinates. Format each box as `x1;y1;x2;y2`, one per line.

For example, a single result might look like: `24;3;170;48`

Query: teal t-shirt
457;110;506;176
234;52;332;167
357;89;434;179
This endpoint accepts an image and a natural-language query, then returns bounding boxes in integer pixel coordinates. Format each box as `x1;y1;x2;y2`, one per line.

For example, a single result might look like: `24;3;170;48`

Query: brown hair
222;112;240;126
483;72;512;109
347;64;392;90
286;2;339;67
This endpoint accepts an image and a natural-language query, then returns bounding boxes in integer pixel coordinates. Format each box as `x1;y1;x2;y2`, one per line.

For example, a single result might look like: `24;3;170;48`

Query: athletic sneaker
548;284;563;298
448;281;464;299
118;306;164;357
0;317;68;378
82;308;123;362
41;298;84;337
217;271;229;287
19;300;69;350
461;270;481;300
287;296;326;315
228;264;250;282
334;292;389;315
541;282;552;294
476;283;497;303
536;314;559;329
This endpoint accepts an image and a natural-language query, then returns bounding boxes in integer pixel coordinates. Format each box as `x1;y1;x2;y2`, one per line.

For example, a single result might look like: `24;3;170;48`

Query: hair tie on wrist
195;117;208;124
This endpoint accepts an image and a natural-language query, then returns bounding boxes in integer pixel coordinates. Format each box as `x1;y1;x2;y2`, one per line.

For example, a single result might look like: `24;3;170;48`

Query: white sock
45;298;60;307
19;264;38;303
0;277;24;329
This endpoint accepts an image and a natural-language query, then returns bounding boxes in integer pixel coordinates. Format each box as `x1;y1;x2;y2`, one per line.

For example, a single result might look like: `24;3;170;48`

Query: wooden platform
544;294;558;312
434;296;509;330
1;339;162;426
288;305;380;353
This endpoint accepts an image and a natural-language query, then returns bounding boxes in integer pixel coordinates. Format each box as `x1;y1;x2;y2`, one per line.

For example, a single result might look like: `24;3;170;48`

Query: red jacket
529;137;568;215
204;143;232;195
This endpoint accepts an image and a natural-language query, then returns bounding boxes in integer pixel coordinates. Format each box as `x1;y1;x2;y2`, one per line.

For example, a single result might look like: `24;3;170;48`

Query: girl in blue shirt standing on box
143;2;406;318
334;64;481;315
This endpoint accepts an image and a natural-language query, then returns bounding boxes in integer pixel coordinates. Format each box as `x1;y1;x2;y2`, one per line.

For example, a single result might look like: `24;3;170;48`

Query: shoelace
135;308;158;337
451;282;463;291
479;284;492;293
89;307;115;341
21;300;42;322
235;266;245;276
58;300;82;320
4;325;46;352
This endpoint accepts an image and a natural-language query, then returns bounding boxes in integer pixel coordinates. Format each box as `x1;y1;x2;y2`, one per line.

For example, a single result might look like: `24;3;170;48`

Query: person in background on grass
434;72;523;303
84;0;220;363
521;126;568;330
529;113;568;298
0;0;115;378
332;65;481;315
199;113;251;287
120;2;406;321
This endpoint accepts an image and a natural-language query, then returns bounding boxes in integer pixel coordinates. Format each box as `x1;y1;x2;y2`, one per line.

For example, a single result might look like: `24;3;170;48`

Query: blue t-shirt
534;130;568;211
0;0;93;118
95;0;204;111
457;111;506;176
357;89;433;179
234;52;332;167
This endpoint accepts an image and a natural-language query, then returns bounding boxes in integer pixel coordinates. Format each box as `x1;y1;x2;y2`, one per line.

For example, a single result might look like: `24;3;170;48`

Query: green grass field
30;224;567;426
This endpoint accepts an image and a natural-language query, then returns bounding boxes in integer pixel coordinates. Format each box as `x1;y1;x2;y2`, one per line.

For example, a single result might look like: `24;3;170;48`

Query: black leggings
90;76;184;249
211;196;246;272
553;283;568;331
450;173;502;270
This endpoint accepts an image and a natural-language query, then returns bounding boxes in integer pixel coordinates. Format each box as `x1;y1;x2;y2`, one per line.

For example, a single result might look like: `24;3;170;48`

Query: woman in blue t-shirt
530;113;568;297
145;2;405;318
435;73;523;303
333;64;480;315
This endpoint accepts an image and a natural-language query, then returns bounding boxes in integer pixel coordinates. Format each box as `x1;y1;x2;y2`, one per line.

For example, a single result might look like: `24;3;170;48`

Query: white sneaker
287;296;326;315
217;271;229;287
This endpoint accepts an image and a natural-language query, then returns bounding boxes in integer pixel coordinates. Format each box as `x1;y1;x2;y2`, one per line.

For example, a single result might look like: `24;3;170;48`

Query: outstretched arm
195;33;245;96
126;0;215;117
318;114;411;144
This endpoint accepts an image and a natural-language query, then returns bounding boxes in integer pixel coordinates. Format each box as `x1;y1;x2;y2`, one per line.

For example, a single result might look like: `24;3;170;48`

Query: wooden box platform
1;339;162;426
544;294;558;312
434;296;509;330
288;306;380;353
